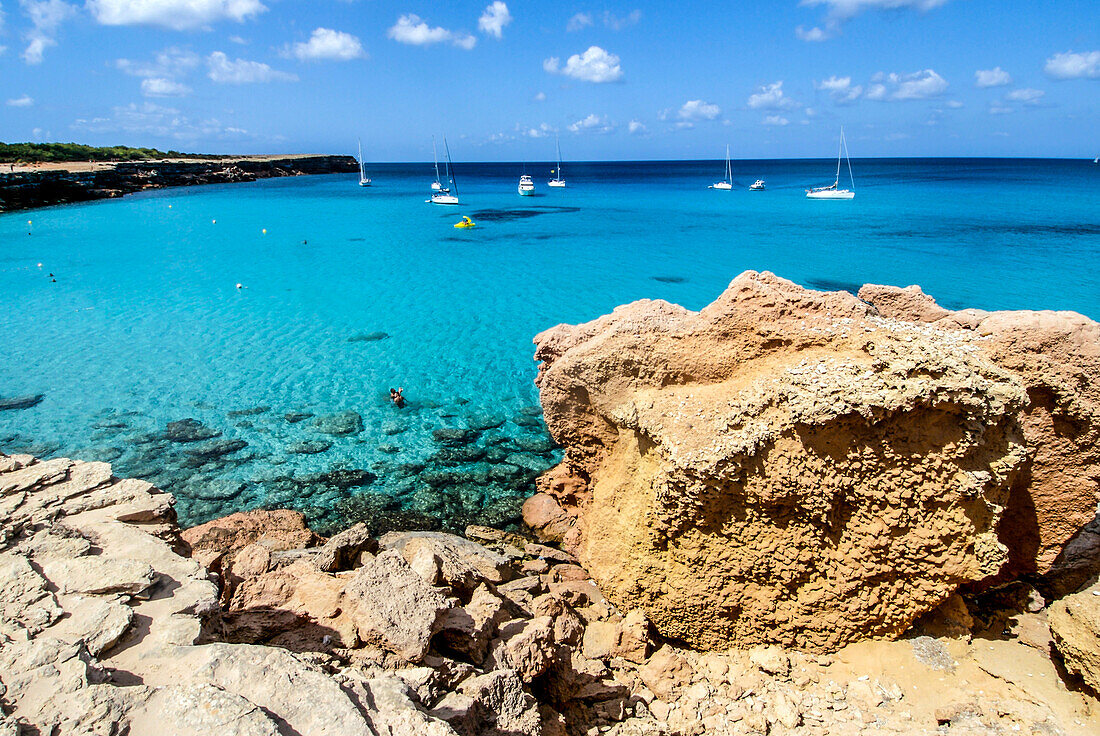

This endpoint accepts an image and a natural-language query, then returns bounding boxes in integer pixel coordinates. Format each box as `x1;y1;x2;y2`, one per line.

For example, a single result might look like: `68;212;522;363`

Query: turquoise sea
2;158;1098;532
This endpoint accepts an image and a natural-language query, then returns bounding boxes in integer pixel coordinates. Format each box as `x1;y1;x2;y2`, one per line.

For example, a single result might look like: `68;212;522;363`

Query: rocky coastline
3;272;1100;735
0;155;359;212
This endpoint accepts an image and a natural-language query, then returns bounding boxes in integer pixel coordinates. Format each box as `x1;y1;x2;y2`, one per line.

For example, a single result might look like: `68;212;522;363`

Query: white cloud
206;51;296;83
628;120;646;135
21;0;76;65
544;46;623;83
228;34;246;44
72;100;252;141
802;0;950;21
747;81;798;110
87;0;267;31
796;25;832;41
678;99;720;121
287;28;365;61
762;115;790;126
945;99;963;108
602;9;640;30
816;75;862;103
141;77;191;96
1044;50;1100;80
974;66;1011;88
521;122;554;138
866;69;947;100
566;12;591;32
534;91;546;101
116;47;200;78
7;94;34;106
1005;88;1044;104
388;14;476;50
478;2;511;39
568;113;614;134
988;104;1013;115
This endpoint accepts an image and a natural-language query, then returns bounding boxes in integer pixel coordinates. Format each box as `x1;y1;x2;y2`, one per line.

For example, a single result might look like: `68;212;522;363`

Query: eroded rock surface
531;271;1100;651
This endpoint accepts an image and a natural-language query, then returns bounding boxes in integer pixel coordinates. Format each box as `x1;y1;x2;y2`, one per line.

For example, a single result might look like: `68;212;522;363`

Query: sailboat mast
443;136;458;196
835;128;843;186
432;136;442;183
843;129;855;190
556;136;563;178
358;139;366;180
726;144;732;183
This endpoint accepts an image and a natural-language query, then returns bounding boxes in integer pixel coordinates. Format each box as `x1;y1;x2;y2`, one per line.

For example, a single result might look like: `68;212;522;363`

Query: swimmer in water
389;387;406;408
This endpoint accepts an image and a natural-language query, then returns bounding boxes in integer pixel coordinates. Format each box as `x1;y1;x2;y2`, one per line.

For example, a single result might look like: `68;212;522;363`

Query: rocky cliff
4;453;1097;735
0;155;358;212
528;271;1100;652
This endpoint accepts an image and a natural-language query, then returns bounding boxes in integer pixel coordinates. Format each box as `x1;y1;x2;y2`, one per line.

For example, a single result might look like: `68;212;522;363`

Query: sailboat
548;137;566;187
430;136;459;205
357;139;371;187
709;145;733;190
807;127;855;200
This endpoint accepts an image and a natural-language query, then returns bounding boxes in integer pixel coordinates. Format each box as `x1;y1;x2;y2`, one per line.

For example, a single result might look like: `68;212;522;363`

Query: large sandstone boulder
532;271;1099;651
858;282;1100;586
1049;581;1100;693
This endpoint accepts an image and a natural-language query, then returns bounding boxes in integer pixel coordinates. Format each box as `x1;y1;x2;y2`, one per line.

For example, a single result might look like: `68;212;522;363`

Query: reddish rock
182;510;319;568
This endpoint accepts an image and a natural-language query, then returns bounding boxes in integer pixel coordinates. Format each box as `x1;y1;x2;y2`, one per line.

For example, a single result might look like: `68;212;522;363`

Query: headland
0;154;359;212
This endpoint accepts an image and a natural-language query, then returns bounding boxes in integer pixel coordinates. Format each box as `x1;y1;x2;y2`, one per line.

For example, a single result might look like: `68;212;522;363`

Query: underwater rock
165;418;221;443
188;479;248;502
381;423;407;436
289;440;332;455
430;446;487;466
511;414;545;428
432;428;481;447
510;435;556;454
297;469;377;491
80;447;124;463
312;411;364;437
347;332;390;342
227;406;271;418
185;439;248;461
466;413;506;431
284;411;314;423
0;394;44;411
377;444;402;454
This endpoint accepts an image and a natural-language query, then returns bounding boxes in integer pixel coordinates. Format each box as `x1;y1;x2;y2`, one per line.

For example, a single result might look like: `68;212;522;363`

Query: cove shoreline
0;154;359;213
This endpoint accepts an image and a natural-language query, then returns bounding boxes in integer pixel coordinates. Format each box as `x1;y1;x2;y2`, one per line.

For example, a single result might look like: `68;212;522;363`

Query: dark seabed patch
805;278;864;295
470;206;581;222
347;332;390;343
347;237;366;242
651;276;687;284
0;394;45;411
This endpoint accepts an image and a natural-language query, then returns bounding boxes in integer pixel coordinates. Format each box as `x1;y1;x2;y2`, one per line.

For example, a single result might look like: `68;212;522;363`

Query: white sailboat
518;173;535;196
430;136;459;205
357;139;371;187
709;145;733;190
807;127;855;200
548;137;566;187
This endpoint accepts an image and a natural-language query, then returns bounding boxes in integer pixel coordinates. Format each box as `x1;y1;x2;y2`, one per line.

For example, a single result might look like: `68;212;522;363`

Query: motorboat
518;174;535;196
749;179;766;191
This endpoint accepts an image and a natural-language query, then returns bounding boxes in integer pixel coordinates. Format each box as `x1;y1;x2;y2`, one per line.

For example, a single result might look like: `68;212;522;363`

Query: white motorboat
548;137;566;187
518;174;535;196
807;127;855;200
749;179;766;191
430;136;460;205
357;139;371;187
709;144;733;190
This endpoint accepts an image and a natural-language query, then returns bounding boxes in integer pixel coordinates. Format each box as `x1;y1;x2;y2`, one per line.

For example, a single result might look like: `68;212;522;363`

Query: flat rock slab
380;532;511;590
42;556;156;596
0;394;44;411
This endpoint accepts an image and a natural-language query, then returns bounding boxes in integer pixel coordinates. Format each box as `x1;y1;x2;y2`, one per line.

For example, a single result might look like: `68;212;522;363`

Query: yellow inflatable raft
454;216;476;229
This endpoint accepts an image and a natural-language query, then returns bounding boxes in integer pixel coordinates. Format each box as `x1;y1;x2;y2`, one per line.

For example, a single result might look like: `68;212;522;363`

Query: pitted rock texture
532;271;1099;652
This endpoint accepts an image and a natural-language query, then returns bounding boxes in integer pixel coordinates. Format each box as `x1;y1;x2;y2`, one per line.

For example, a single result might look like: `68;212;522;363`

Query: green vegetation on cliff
0;142;213;163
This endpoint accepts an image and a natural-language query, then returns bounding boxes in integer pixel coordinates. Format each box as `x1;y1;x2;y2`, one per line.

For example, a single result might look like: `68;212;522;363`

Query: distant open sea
2;158;1098;531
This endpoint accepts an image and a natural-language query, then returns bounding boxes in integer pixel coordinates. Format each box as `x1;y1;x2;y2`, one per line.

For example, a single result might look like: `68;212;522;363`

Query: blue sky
1;1;1098;160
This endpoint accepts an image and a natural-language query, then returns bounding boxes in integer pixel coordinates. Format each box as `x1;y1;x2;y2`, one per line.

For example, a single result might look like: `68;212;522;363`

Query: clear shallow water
2;158;1098;531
